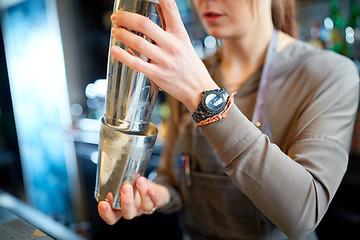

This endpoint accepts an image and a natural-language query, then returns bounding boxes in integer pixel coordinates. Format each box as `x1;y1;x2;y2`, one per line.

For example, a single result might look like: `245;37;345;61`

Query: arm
199;60;359;239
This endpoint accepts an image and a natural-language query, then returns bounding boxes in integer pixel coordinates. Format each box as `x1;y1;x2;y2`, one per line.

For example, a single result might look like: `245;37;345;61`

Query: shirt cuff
199;105;262;167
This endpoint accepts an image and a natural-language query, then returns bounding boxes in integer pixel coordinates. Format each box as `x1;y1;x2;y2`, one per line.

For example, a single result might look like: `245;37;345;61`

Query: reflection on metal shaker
94;0;163;209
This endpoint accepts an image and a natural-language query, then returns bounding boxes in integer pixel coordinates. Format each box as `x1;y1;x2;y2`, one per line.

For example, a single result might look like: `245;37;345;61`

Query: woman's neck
219;26;273;93
219;28;296;93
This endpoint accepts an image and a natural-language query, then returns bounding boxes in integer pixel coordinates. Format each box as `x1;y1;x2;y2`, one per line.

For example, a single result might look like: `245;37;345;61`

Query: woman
98;0;359;239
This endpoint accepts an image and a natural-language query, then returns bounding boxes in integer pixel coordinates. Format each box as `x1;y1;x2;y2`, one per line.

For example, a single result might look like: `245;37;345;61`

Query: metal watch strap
191;88;229;123
191;103;209;123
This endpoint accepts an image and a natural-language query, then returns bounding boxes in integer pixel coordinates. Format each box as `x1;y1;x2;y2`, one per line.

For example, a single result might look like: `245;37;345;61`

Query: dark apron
171;125;318;240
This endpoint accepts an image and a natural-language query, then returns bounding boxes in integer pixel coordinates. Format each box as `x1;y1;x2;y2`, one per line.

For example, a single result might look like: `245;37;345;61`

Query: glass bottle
346;0;360;60
324;0;347;55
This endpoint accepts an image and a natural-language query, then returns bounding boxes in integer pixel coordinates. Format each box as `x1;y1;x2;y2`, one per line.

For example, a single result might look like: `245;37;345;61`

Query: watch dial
205;93;224;112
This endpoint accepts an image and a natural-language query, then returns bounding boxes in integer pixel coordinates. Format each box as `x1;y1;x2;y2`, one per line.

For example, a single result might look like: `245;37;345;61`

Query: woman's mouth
203;12;223;23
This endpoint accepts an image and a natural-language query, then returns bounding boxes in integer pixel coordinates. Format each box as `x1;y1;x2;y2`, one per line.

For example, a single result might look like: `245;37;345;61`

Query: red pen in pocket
178;154;191;187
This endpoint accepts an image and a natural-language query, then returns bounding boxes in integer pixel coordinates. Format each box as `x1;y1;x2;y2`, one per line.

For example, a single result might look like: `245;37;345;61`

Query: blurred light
94;79;107;98
0;193;13;208
87;98;99;109
85;83;97;99
192;39;204;59
148;171;158;181
85;79;107;99
346;27;355;37
346;35;355;44
70;103;83;117
78;118;101;132
346;27;355;44
324;17;334;31
204;35;216;49
90;151;98;164
319;27;330;42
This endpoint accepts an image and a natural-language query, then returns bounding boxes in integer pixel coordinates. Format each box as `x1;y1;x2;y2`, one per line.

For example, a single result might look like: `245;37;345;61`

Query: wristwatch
191;88;230;123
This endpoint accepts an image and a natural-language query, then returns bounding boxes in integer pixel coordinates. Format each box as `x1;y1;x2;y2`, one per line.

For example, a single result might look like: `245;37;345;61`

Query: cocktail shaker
105;0;163;132
95;0;163;209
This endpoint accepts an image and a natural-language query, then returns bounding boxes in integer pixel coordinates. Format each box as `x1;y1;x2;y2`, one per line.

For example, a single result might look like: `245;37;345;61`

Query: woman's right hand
98;176;171;225
110;0;219;113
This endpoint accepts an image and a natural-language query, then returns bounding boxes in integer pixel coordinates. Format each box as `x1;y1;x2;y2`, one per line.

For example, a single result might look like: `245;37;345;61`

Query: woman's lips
203;12;223;23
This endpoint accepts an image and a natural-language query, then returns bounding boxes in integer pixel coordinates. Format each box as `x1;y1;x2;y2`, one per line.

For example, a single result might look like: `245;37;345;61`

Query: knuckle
133;38;145;51
168;43;182;57
132;59;143;71
154;70;167;80
138;16;150;30
145;64;157;77
166;0;177;11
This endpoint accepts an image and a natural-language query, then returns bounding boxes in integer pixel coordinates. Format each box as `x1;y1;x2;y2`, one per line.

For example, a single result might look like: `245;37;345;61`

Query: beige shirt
155;40;359;240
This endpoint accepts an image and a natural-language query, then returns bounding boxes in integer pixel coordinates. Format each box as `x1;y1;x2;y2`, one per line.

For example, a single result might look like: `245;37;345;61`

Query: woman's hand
110;0;219;112
98;177;170;225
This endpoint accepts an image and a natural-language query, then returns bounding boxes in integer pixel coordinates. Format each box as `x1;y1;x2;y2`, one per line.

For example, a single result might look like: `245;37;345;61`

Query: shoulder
277;40;359;91
281;40;358;76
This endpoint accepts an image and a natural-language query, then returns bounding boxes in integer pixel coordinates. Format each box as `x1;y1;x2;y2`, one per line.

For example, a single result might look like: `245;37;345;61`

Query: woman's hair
271;0;298;38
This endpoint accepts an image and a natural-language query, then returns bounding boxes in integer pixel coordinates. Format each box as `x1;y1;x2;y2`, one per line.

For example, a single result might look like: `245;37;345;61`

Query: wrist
191;88;231;125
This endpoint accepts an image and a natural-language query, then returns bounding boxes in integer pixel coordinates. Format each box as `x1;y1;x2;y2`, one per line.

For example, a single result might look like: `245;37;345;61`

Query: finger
120;183;138;220
158;0;185;32
110;45;159;78
111;11;166;46
98;201;122;225
136;177;155;213
148;182;171;208
111;25;162;63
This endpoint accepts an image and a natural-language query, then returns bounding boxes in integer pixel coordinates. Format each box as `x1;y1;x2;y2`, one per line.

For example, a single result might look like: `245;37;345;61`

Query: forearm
199;103;352;239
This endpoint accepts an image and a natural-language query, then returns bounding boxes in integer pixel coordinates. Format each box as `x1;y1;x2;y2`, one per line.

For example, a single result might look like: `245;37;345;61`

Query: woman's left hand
110;0;218;112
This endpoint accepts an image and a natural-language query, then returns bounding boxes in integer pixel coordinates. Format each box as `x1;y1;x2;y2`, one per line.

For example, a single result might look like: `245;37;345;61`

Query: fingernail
122;184;131;196
110;46;120;55
111;14;116;21
99;202;107;212
137;177;146;187
111;26;118;35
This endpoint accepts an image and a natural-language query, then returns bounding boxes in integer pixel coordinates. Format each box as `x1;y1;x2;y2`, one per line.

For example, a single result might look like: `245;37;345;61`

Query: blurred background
0;0;359;239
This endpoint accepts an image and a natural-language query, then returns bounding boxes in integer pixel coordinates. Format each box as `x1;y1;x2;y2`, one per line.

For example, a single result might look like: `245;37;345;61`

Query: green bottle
346;0;360;59
327;0;347;55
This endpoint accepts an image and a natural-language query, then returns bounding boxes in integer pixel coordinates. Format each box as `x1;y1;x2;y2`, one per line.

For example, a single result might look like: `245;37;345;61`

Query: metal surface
0;190;86;240
95;0;163;210
105;0;163;132
95;119;158;209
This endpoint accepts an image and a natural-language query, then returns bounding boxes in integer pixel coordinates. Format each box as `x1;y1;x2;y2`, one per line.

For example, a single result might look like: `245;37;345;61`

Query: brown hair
271;0;298;38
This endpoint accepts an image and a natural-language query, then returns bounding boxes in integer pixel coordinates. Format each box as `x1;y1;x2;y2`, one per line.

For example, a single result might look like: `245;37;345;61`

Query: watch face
203;92;226;113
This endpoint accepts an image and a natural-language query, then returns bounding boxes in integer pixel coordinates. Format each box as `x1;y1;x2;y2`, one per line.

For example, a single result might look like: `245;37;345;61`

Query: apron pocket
180;171;263;240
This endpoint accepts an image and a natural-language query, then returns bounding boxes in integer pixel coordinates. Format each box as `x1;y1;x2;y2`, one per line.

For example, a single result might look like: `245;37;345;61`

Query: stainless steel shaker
95;0;163;209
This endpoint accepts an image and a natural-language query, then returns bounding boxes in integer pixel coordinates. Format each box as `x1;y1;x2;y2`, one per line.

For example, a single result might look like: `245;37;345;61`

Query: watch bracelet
191;88;229;123
193;92;236;127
